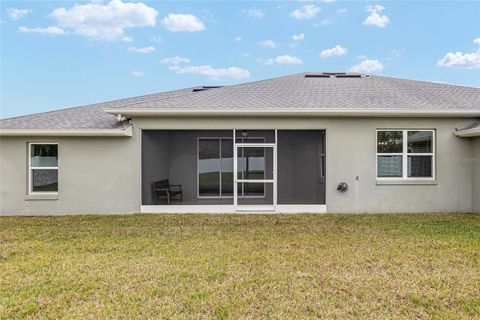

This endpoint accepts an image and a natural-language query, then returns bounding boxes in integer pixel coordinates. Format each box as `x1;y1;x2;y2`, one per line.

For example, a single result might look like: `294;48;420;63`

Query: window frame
376;129;435;181
28;142;59;195
196;136;266;199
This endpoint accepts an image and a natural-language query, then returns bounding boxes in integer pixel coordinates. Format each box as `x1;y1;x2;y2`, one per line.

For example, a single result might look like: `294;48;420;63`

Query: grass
1;213;479;319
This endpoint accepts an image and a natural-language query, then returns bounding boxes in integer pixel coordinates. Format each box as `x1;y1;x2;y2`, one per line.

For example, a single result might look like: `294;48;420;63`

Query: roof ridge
106;73;308;110
170;72;307;95
374;75;480;90
0;103;104;123
0;86;200;121
107;86;206;110
211;72;307;90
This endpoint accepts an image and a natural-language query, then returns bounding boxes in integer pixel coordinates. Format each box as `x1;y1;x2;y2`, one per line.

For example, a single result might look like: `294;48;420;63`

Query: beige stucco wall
134;116;475;213
473;137;480;213
0;136;140;215
0;116;477;215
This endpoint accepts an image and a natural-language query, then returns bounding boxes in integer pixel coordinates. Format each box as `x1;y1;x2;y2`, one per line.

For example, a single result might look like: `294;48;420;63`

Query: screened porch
141;129;326;212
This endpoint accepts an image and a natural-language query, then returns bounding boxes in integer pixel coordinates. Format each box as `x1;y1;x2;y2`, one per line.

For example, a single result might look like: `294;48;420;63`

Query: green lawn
1;214;479;319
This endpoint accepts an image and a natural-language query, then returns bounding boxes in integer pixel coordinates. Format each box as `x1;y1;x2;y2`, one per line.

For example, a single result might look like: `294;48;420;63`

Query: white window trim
376;129;435;181
196;136;266;199
28;142;59;195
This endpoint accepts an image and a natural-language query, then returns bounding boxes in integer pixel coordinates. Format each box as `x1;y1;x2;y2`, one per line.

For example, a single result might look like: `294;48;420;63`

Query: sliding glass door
198;139;222;197
197;137;267;199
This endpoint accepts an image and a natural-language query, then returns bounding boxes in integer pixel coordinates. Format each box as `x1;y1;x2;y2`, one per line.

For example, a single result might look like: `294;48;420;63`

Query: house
1;72;479;215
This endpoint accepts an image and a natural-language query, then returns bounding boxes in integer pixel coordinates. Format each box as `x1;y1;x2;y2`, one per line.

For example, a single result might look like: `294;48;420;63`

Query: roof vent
305;72;367;79
305;74;330;78
335;74;362;78
192;86;223;92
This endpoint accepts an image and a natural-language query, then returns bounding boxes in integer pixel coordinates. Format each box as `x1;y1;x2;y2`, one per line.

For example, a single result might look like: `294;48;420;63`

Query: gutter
0;126;132;137
104;108;480;118
454;127;480;138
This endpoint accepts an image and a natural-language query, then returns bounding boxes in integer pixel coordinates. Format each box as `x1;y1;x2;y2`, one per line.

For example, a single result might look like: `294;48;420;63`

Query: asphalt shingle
0;87;195;130
1;73;479;131
107;73;480;111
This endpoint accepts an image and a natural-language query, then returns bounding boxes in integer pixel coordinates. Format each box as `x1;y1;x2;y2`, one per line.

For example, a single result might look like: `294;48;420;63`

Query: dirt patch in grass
1;213;479;319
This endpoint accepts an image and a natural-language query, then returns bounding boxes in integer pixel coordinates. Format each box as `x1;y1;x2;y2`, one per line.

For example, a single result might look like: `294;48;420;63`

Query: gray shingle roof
107;73;480;112
0;87;195;130
1;73;479;132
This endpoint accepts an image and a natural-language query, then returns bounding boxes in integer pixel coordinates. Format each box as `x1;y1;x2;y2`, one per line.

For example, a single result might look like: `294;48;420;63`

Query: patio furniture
152;179;183;204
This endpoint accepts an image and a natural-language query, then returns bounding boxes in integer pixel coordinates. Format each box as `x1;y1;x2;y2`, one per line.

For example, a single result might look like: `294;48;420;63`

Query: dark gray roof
106;72;480;112
1;73;479;131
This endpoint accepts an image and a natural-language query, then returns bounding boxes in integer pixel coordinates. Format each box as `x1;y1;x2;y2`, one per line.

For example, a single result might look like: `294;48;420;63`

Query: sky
1;0;479;119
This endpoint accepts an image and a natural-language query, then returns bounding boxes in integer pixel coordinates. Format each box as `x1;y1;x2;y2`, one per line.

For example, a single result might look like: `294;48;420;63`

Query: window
376;130;434;179
197;137;265;198
29;143;58;193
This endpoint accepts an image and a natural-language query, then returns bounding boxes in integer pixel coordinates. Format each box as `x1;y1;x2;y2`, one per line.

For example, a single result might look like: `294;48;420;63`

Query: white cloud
150;35;163;44
234;36;242;42
18;26;67;35
437;38;480;69
128;46;155;53
363;5;389;28
7;8;32;20
243;9;264;19
170;65;250;80
264;55;303;65
258;40;276;48
290;5;321;20
131;70;144;77
314;7;347;27
320;44;347;58
161;56;191;65
162;13;205;32
316;18;334;26
49;0;157;41
292;33;305;41
350;59;384;74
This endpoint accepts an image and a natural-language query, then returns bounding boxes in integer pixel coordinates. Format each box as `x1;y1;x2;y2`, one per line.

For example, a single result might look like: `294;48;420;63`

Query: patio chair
152;179;183;204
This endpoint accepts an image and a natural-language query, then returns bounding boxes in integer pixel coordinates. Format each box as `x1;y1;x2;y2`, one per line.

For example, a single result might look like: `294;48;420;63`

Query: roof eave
0;126;132;137
104;108;480;118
